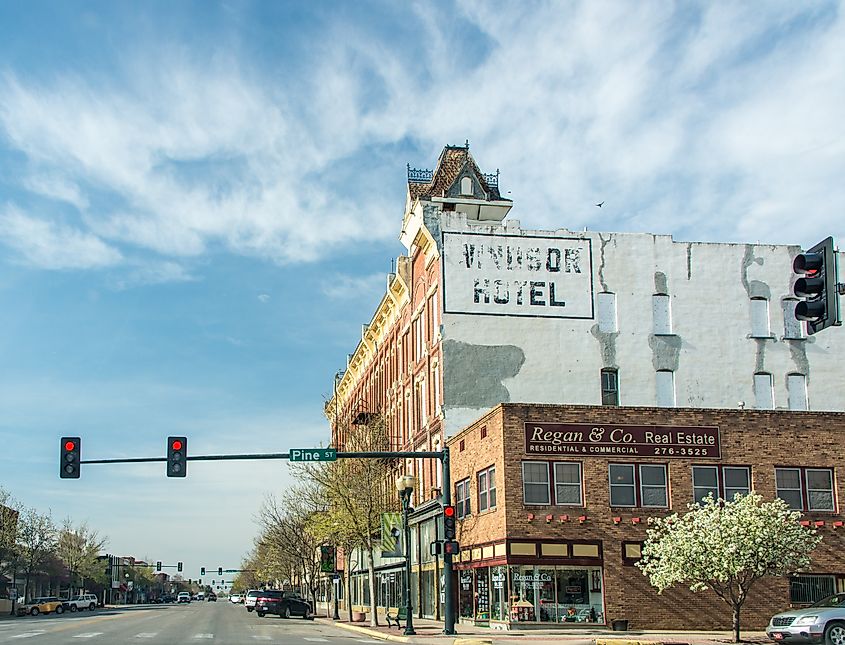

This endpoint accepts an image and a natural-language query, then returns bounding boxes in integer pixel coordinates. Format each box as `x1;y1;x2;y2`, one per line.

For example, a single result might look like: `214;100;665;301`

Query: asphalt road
0;602;383;645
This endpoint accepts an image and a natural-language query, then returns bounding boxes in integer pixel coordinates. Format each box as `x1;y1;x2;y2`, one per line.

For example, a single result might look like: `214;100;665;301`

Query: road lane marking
357;641;382;643
193;635;214;639
10;633;46;639
303;639;328;642
73;633;104;638
135;634;158;638
251;638;272;641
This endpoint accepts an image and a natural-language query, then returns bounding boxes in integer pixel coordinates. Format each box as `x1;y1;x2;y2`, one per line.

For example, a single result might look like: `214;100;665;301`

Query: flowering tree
638;493;822;642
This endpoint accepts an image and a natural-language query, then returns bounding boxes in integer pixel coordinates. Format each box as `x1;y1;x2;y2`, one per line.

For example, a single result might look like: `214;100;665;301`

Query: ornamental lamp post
395;474;416;636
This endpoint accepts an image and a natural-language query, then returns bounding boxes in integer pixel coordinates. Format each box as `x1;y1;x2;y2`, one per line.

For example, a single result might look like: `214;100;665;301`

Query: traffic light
794;236;842;335
156;561;162;572
60;437;81;479
200;567;205;576
320;546;336;573
178;562;183;572
167;436;187;477
443;505;456;540
218;567;222;576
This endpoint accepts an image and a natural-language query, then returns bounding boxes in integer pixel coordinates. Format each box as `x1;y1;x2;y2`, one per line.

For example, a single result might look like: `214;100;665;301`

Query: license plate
773;633;784;640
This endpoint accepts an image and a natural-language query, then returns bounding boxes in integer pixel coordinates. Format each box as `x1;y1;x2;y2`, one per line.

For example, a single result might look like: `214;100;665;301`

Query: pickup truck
64;594;98;612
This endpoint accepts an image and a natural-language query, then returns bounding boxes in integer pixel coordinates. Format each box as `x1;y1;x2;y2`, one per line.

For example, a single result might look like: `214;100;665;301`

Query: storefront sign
513;573;553;583
442;232;594;319
524;422;721;459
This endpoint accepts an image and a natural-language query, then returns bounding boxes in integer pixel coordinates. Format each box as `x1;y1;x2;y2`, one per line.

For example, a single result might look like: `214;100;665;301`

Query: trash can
612;619;629;631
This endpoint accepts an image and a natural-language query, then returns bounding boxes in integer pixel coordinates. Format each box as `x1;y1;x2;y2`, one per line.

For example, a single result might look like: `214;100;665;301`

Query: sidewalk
315;616;770;645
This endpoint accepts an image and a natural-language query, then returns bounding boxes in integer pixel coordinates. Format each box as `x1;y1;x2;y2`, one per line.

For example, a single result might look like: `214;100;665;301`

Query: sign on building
524;422;721;459
442;232;594;319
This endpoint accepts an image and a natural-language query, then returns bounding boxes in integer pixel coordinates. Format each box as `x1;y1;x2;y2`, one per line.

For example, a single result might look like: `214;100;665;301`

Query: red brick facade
447;403;845;630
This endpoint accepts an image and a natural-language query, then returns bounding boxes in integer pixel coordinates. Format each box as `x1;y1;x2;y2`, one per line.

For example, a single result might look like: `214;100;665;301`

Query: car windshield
812;594;845;608
247;591;259;597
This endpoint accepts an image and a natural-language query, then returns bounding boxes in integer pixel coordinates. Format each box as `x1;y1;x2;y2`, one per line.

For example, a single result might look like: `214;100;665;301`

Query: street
0;603;378;645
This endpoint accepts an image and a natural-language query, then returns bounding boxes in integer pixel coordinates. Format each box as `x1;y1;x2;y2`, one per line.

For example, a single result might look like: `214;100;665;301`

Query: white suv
66;594;98;612
177;592;191;603
244;589;261;612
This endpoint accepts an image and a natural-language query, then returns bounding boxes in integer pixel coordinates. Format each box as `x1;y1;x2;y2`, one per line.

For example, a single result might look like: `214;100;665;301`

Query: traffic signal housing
201;567;205;576
167;436;187;477
178;561;183;572
156;561;162;572
794;236;842;335
443;505;456;540
60;437;81;479
218;567;222;576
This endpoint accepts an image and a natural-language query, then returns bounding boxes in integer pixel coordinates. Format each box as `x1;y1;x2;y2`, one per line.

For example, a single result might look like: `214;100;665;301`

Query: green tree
55;519;107;596
638;493;822;642
17;507;56;602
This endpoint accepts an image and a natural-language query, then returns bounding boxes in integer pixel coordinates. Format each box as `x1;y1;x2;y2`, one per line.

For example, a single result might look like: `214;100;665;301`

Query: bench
385;606;407;629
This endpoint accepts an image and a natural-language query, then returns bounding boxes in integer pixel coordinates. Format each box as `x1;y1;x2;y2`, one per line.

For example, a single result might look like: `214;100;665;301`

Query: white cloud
0;205;122;269
321;272;386;300
23;173;89;210
257;293;270;303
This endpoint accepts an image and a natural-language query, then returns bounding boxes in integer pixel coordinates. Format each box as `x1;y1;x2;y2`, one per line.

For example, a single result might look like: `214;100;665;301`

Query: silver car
767;593;845;645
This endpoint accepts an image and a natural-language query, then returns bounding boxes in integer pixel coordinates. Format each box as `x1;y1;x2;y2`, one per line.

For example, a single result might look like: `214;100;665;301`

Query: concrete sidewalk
315;616;770;645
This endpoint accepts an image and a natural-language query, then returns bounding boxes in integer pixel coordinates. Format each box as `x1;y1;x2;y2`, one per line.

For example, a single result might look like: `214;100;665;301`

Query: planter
351;610;366;622
611;619;629;631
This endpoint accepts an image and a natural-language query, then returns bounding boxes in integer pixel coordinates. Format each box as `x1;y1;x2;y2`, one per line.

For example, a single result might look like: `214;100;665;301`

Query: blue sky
1;0;844;585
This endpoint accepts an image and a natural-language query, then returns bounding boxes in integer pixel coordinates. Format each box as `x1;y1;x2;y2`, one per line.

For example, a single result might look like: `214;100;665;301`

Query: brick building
448;403;845;630
327;144;844;624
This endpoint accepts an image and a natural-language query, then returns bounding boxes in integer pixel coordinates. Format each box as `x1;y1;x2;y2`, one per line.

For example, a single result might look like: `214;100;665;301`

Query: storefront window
475;568;490;622
509;566;538;623
537;568;557;622
421;569;436;617
509;565;604;624
459;571;474;619
490;566;507;621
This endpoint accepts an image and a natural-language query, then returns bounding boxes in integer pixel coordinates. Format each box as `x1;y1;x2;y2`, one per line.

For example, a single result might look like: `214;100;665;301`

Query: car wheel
89;604;96;611
30;608;39;616
284;606;291;619
825;622;845;645
70;605;77;612
257;612;265;618
247;607;253;612
55;606;64;614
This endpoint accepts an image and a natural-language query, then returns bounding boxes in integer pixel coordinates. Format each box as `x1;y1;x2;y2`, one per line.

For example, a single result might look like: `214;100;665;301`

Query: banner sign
380;512;402;557
442;232;594;319
524;422;721;459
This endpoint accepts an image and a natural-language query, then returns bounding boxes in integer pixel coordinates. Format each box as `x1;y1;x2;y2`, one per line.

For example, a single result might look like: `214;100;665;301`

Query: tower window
460;176;473;195
601;369;619;406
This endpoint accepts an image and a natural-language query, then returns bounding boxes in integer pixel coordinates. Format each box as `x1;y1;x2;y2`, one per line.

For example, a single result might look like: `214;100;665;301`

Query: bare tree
296;416;397;627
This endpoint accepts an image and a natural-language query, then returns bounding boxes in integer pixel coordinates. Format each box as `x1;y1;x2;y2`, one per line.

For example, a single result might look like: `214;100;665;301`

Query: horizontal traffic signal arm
76;449;443;465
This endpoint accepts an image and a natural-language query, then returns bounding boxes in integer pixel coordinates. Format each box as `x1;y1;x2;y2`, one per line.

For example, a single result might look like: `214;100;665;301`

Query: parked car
177;592;191;603
19;597;65;616
255;590;313;620
161;594;176;603
244;589;261;612
229;593;243;604
767;592;845;643
63;594;98;612
207;592;217;602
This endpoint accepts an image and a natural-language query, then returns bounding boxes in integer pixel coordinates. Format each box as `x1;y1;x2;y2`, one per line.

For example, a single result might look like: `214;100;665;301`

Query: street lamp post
395;475;416;636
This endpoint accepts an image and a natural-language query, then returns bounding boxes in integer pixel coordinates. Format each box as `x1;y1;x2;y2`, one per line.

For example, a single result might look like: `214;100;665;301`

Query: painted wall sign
442;231;594;318
524;422;721;459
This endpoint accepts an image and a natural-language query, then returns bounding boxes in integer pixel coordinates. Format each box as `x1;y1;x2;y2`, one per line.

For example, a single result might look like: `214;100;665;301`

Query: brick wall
447;403;845;630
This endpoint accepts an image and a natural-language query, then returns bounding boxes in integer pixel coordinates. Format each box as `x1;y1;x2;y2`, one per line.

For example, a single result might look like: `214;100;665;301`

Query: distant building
327;144;845;624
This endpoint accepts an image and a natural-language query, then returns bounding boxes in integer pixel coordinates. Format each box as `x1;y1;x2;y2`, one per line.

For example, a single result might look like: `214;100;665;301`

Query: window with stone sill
609;463;668;508
776;467;835;512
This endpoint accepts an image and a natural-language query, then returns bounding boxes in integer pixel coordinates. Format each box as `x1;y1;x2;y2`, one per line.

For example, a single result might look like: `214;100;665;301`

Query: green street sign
289;448;337;462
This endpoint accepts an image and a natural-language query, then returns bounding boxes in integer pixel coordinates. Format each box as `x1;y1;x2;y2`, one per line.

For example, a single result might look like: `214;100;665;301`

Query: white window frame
456;478;471;518
478;466;496;512
597;292;617;333
522;461;551;505
653;294;672;335
553;462;583;506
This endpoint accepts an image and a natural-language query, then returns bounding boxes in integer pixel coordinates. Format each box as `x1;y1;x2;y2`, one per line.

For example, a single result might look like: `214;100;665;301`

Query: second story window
523;461;550;505
601;369;619;406
754;372;774;409
478;466;496;512
776;467;835;512
456;478;471;518
655;370;676;407
609;464;668;508
692;466;751;503
553;462;583;505
787;373;808;411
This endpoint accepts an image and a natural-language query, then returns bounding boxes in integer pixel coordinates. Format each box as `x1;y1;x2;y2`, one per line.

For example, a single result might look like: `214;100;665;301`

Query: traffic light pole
68;445;456;634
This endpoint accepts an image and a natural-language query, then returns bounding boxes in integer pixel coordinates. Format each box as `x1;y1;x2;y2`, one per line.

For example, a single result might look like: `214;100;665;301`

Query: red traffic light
444;505;455;517
64;440;76;452
171;440;182;451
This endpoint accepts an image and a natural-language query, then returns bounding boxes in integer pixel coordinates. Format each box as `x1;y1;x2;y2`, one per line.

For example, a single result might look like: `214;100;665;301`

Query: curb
453;639;493;645
321;619;412;643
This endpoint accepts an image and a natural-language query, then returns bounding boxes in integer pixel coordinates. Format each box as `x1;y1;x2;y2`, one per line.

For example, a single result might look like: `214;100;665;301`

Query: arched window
460;176;473;195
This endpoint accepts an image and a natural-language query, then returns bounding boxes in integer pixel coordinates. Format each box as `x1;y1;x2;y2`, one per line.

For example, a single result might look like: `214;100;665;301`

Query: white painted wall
438;213;844;437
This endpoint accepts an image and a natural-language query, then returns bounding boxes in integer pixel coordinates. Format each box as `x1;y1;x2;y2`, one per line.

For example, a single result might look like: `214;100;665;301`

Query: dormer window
460;176;473;195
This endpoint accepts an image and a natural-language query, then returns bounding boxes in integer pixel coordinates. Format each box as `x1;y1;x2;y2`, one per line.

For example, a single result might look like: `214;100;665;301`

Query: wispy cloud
321;272;386;300
0;205;122;269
